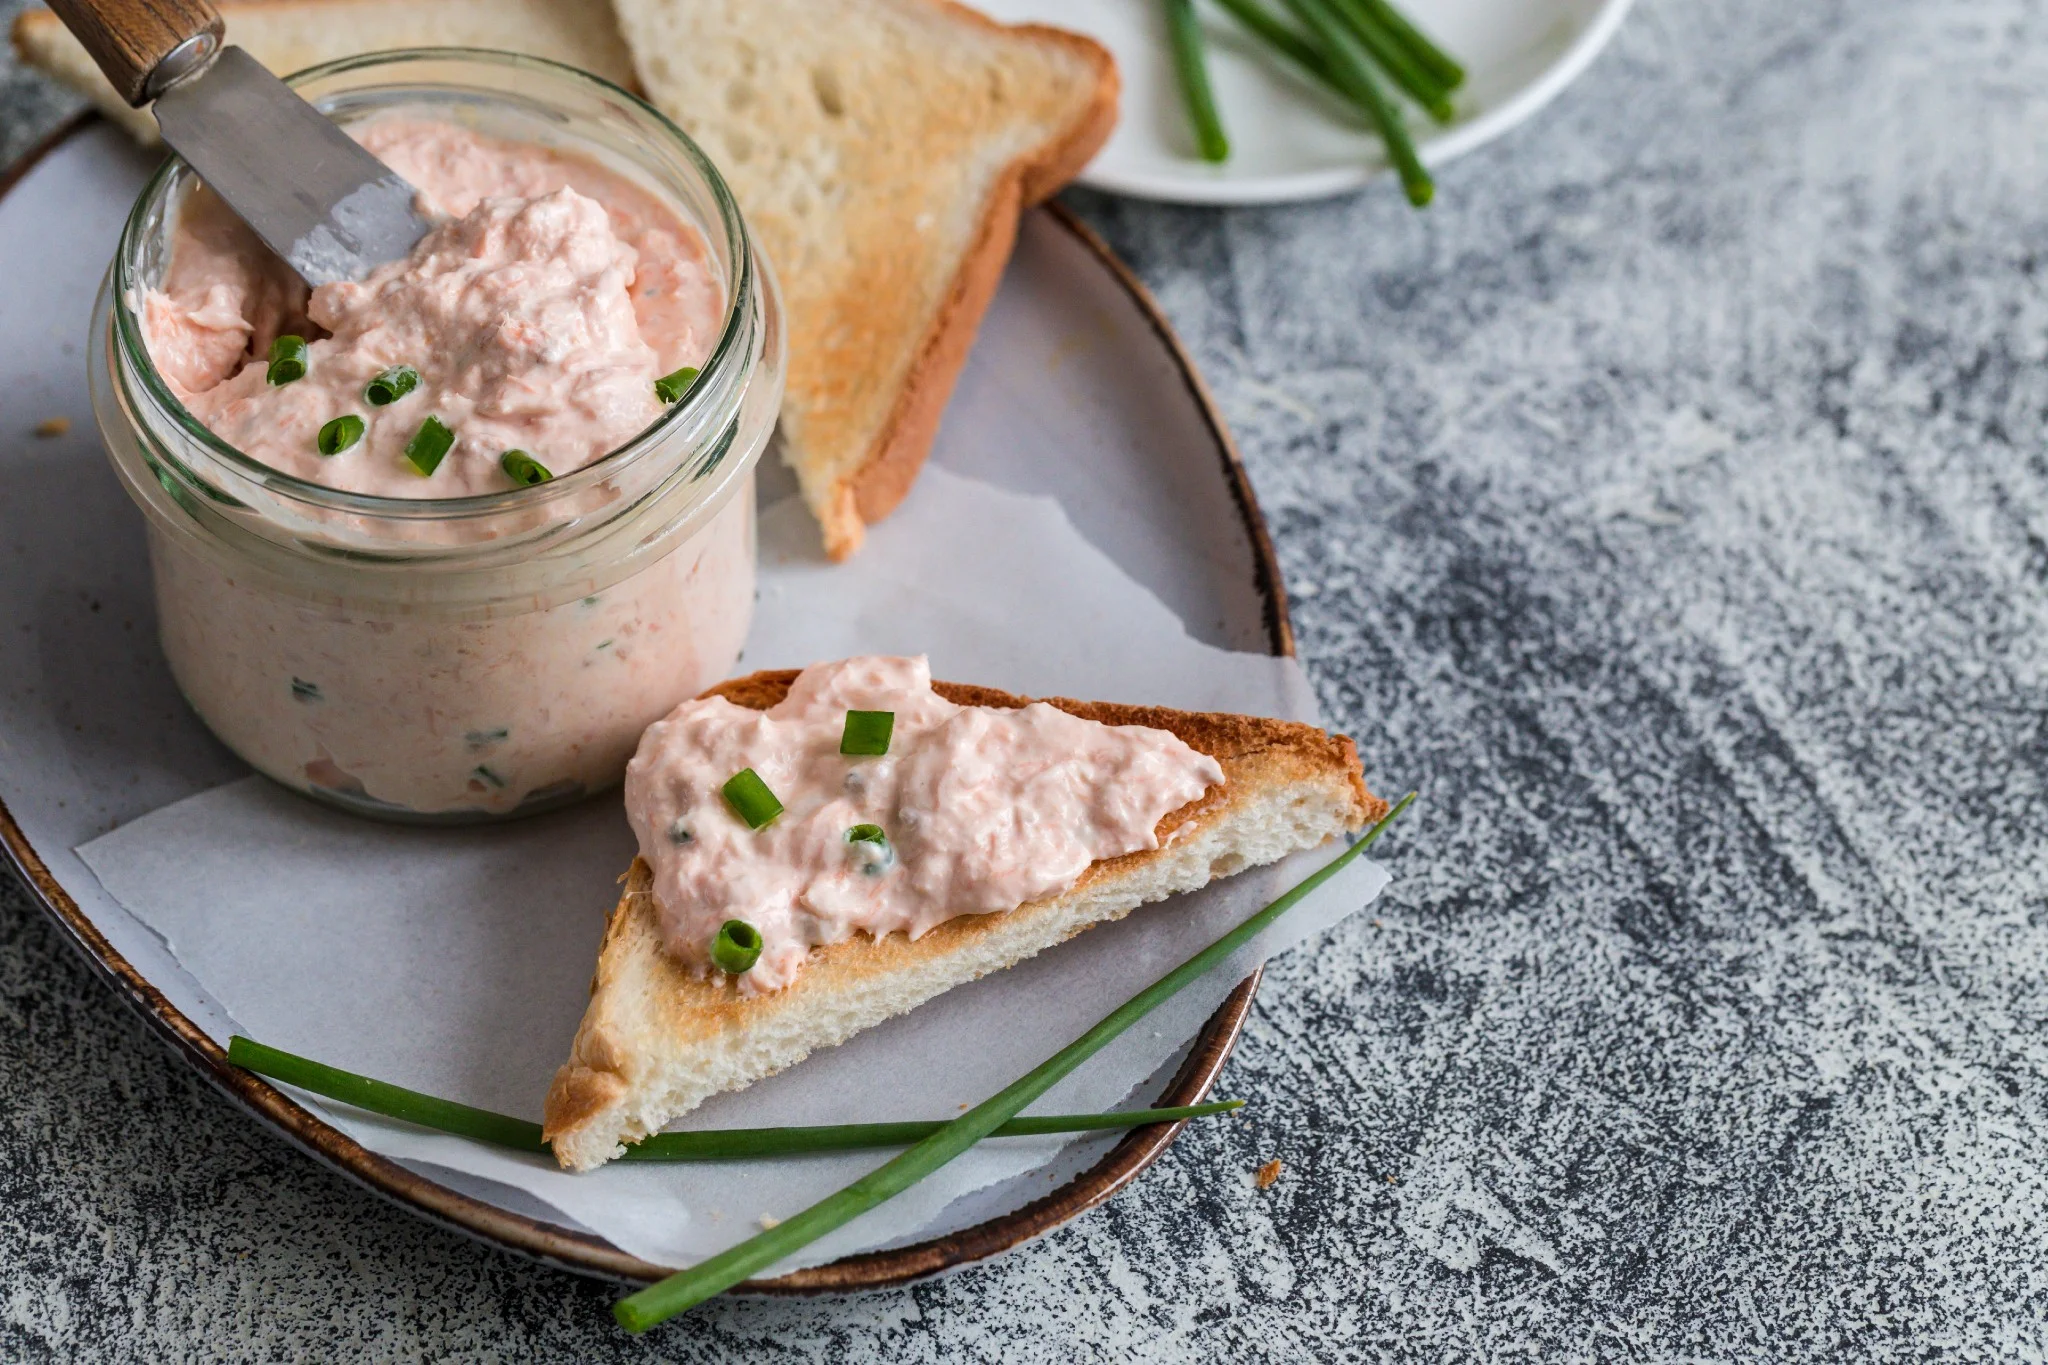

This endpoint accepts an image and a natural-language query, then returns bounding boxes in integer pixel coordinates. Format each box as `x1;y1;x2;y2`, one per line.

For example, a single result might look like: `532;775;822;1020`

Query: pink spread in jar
106;101;779;819
140;119;723;497
624;656;1227;993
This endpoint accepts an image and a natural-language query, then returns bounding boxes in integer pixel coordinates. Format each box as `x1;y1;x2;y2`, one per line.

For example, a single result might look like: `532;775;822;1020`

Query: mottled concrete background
6;0;2047;1358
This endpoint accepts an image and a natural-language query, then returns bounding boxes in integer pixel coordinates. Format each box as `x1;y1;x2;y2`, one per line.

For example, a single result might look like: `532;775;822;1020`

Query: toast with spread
13;0;1117;560
543;667;1385;1172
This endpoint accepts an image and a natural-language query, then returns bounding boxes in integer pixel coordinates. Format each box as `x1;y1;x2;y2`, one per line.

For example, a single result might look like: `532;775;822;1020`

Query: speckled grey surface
6;0;2048;1358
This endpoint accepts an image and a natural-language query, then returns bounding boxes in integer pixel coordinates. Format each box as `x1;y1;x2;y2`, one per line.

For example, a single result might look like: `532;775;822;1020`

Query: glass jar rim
109;46;756;520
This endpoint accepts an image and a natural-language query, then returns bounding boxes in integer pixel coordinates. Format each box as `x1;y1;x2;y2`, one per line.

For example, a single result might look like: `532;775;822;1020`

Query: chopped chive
266;335;308;386
840;710;895;756
1164;0;1230;161
1280;0;1434;205
722;768;783;829
404;417;455;476
711;919;763;975
464;728;509;750
472;765;505;789
289;678;322;703
1329;0;1455;122
224;1035;1245;1160
365;365;420;406
614;793;1416;1330
667;818;693;845
847;824;893;875
501;449;553;486
654;365;700;404
316;414;364;456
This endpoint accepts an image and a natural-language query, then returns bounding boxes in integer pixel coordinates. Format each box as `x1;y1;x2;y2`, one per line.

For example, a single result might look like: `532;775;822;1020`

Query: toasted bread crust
837;11;1118;555
543;670;1381;1167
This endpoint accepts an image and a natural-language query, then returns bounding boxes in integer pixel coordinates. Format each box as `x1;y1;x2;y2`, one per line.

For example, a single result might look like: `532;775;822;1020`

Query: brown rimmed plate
0;115;1293;1292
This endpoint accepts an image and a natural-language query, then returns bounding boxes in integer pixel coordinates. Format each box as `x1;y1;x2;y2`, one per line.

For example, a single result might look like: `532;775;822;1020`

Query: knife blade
46;0;433;285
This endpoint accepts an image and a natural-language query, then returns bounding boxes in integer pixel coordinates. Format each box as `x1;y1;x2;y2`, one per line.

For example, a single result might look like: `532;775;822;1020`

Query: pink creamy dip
139;119;724;496
624;656;1227;994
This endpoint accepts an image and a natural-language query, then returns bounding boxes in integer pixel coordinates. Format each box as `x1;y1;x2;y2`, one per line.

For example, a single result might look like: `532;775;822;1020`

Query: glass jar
90;50;785;822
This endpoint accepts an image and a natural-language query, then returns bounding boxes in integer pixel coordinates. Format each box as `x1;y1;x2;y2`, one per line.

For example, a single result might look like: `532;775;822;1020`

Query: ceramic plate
0;118;1292;1290
984;0;1633;204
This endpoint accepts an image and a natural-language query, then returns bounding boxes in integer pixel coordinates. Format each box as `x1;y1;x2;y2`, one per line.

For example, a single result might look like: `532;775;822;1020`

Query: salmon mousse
624;656;1227;993
139;119;723;496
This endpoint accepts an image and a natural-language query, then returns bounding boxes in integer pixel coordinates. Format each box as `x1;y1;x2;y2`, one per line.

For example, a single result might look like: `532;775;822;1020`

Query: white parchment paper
75;469;1390;1273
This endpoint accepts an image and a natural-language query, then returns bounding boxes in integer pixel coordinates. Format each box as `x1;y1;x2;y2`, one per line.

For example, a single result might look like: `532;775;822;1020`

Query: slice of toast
609;0;1117;559
543;670;1384;1172
10;0;636;144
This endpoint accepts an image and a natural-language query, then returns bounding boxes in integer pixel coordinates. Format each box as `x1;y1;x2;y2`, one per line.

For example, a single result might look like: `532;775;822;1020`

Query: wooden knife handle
45;0;225;107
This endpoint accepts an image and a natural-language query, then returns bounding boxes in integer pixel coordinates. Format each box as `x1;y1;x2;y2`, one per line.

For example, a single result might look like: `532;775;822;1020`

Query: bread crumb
758;1214;781;1230
34;416;69;438
1255;1159;1283;1190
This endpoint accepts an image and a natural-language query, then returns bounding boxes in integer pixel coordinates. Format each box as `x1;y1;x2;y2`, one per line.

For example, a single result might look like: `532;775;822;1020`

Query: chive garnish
840;710;895;756
404;417;455;476
654;365;700;404
501;450;553;486
667;818;693;845
266;335;308;386
847;824;893;875
613;793;1416;1330
289;678;321;703
1327;0;1455;122
1165;0;1230;161
1345;0;1464;89
722;768;783;829
316;414;363;456
1279;0;1433;205
464;727;509;750
711;919;763;975
365;365;420;406
472;765;506;789
224;1035;1244;1161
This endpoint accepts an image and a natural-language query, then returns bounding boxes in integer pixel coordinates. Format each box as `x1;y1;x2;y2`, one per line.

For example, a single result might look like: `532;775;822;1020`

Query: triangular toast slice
609;0;1117;558
543;670;1385;1171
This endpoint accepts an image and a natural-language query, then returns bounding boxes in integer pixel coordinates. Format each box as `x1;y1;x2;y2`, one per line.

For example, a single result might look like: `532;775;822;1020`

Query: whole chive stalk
1349;0;1463;90
365;365;420;406
711;919;763;975
1328;0;1456;122
1211;0;1342;94
316;414;364;456
404;417;455;477
615;792;1416;1331
266;335;308;386
500;450;553;486
1164;0;1230;162
228;1036;543;1151
224;1035;1244;1161
654;365;700;405
1279;0;1433;205
722;768;783;829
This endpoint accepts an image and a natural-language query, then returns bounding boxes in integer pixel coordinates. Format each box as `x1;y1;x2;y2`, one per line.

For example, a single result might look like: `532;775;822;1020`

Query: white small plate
984;0;1633;204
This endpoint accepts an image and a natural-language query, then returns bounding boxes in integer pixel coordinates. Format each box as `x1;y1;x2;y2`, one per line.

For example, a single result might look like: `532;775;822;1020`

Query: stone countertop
5;1;2046;1358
